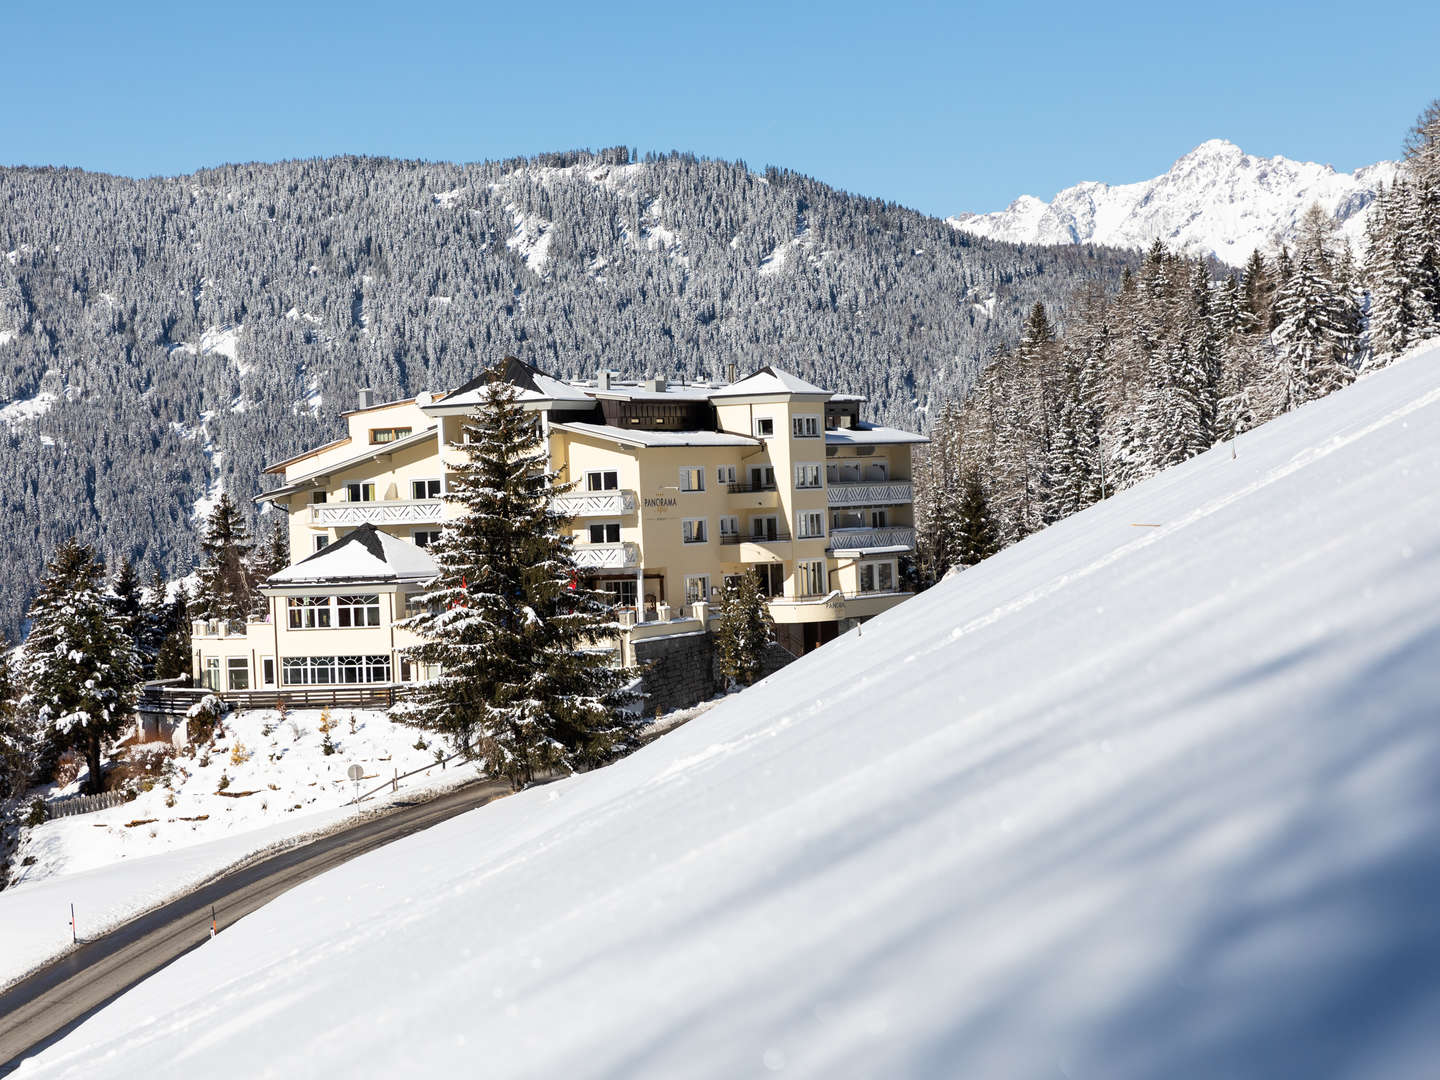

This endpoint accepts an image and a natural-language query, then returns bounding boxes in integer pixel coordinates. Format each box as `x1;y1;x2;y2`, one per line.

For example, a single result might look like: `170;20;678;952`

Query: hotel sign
642;495;678;516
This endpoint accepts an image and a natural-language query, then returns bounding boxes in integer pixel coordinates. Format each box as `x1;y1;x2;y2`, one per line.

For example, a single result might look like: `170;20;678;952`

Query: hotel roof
265;523;437;586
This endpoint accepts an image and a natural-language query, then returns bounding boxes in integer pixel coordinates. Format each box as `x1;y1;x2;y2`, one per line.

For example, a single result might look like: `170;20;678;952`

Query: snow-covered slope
950;140;1398;265
23;344;1440;1078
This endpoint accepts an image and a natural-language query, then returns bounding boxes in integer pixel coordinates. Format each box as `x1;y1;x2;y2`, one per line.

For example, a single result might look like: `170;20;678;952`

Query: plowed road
0;779;511;1073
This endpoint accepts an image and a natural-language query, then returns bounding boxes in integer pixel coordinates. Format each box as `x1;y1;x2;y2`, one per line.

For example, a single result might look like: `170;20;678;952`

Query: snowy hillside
23;342;1440;1078
949;140;1397;265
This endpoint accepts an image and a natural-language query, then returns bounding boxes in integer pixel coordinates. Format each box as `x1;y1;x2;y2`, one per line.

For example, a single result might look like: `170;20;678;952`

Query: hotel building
190;359;926;697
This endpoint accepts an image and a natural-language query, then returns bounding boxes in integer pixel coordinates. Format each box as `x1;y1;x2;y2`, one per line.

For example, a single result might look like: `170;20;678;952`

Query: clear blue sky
3;0;1436;217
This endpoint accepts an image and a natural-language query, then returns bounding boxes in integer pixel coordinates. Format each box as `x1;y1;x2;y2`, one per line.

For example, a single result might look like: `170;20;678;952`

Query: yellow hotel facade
190;360;926;695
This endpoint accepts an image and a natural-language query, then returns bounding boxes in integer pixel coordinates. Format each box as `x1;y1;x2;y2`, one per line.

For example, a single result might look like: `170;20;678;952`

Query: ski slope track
17;345;1440;1078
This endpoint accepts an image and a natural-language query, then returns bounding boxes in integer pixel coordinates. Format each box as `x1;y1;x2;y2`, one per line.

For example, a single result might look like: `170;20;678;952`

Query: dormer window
370;427;411;444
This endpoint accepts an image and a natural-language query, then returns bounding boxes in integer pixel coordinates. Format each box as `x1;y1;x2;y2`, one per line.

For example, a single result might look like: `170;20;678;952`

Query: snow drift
21;344;1440;1078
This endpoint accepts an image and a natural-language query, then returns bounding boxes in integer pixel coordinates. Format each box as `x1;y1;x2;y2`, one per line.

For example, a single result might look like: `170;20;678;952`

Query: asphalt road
0;777;513;1073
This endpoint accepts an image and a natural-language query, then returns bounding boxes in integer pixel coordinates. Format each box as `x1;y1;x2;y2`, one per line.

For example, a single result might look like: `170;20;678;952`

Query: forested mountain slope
0;150;1134;640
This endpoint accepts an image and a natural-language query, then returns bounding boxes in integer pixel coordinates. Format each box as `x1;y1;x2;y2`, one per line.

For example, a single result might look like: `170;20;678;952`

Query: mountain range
948;139;1398;266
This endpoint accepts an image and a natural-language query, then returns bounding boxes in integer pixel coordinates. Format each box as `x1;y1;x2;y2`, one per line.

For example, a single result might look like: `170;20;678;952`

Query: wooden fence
45;790;127;819
137;684;405;716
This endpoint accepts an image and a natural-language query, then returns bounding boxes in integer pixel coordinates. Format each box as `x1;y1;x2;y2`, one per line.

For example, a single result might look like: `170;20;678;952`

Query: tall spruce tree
18;541;139;793
714;570;775;688
394;367;637;788
954;469;1001;568
153;583;194;681
193;494;256;625
247;517;290;616
0;643;35;800
1273;255;1357;408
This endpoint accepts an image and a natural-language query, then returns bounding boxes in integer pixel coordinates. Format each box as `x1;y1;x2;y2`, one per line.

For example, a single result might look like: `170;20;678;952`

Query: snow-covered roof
826;422;929;446
429;358;593;412
256;427;438;501
266;524;436;586
708;365;831;399
551;422;760;449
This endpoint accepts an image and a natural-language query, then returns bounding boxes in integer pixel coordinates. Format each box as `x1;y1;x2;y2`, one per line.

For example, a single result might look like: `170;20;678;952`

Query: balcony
826;526;917;552
309;499;443;527
727;482;780;510
573;541;641;570
553;489;638;518
826;481;913;507
720;529;792;546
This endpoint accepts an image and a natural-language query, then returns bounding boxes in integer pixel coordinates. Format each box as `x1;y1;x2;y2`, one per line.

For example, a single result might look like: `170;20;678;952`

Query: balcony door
751;515;779;541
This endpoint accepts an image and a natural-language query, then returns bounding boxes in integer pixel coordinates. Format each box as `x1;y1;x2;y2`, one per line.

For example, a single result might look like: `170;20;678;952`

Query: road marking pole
211;905;217;938
70;904;76;945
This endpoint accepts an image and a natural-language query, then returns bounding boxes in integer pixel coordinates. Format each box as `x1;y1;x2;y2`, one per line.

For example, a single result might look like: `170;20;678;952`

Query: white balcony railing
826;481;914;507
552;489;638;518
826;526;917;552
572;541;641;569
309;499;444;527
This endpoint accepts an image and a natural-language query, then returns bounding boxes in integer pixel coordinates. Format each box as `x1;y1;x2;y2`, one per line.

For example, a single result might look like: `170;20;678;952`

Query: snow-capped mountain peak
949;141;1399;266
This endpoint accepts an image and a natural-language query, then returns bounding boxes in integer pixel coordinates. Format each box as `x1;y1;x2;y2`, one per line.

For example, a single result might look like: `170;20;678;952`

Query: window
859;561;896;593
795;464;822;489
870;508;889;528
411;478;442;500
313;534;331;553
586;470;620;491
403;592;433;618
262;657;276;687
825;414;839;430
203;657;220;691
370;427;411;444
684;575;710;604
682;518;708;544
754;416;775;438
751;515;780;541
588;522;621;544
335;594;381;628
796;559;826;598
346;482;376;503
310;490;327;504
866;463;889;482
227;657;250;691
597;579;638;608
287;595;332;629
282;655;392;685
718;515;739;539
749;465;775;490
679;466;705;492
413;529;442;549
797;511;824;539
756;563;784;597
722;573;744;593
716;464;737;487
792;415;821;438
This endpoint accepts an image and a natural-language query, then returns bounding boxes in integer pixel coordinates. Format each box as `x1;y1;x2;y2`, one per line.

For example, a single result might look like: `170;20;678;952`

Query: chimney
646;375;668;393
357;387;374;409
726;362;739;384
598;370;611;392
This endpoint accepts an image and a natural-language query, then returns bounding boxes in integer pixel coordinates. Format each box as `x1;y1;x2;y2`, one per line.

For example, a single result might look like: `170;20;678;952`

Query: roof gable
708;365;830;399
266;523;436;585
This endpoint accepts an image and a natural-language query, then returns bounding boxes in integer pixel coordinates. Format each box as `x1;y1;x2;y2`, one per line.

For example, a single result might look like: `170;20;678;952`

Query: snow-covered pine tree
18;541;140;794
153;583;193;681
1363;182;1427;363
394;367;638;789
193;494;256;626
1273;255;1358;409
110;557;144;655
136;569;172;678
954;469;1001;568
0;643;35;800
247;516;290;616
713;569;775;688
